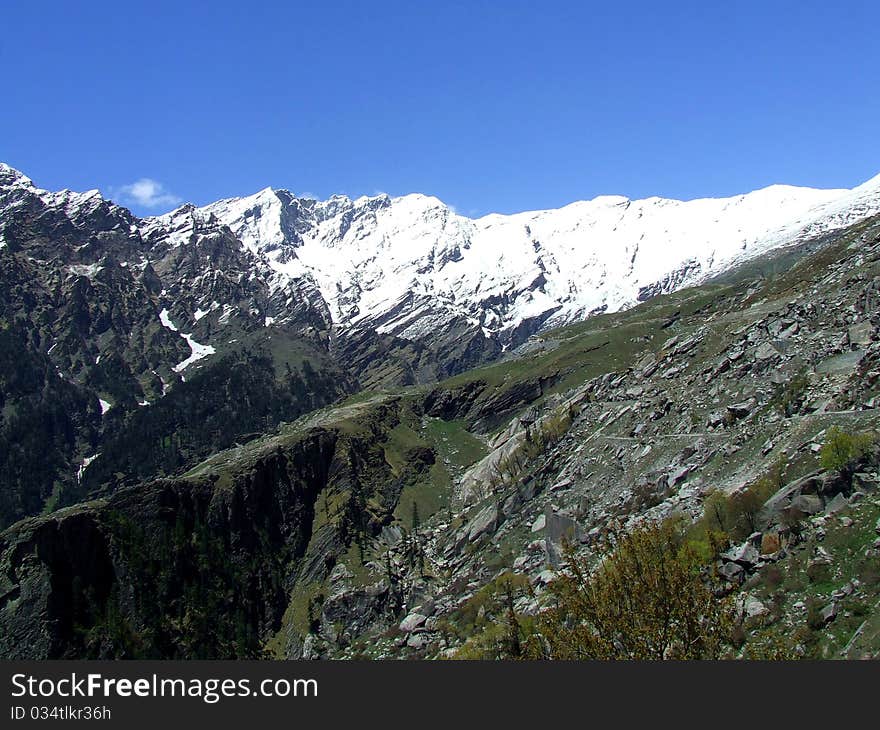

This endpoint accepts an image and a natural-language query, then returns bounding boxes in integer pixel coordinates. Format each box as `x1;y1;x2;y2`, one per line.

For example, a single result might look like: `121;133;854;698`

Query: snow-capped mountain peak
4;162;880;355
140;171;880;345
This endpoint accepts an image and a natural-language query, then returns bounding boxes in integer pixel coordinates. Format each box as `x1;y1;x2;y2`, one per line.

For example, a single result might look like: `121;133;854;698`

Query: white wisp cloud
114;178;181;209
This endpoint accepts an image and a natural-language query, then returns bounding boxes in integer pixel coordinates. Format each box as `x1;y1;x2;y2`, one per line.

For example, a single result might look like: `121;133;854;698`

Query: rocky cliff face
0;393;446;659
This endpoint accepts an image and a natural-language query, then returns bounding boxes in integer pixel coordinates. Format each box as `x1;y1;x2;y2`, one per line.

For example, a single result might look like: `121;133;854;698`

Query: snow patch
173;334;216;372
77;453;100;483
159;308;178;332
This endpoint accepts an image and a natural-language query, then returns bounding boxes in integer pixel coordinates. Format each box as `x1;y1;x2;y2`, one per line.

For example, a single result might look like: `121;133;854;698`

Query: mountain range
2;163;880;659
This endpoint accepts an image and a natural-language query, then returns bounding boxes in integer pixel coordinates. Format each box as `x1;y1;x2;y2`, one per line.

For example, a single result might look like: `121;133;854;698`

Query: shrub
771;370;810;417
820;427;876;478
450;572;535;659
528;520;734;659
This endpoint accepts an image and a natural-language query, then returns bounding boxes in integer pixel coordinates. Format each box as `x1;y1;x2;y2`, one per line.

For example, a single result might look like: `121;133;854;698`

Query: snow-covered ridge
3;162;880;347
148;171;880;341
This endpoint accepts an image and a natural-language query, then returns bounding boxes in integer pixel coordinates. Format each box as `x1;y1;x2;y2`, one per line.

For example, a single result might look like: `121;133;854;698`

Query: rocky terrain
282;213;880;660
1;164;880;659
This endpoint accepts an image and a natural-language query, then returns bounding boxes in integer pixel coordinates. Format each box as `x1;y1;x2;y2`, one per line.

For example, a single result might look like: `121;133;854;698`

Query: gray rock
550;478;573;492
791;494;823;515
818;471;848;496
820;602;839;626
399;613;427;633
722;541;759;567
380;525;404;547
544;507;585;567
754;342;780;360
466;503;500;542
744;596;769;620
726;400;754;419
669;465;690;487
530;514;546;532
718;561;744;582
848;321;874;347
824;492;848;515
328;563;354;584
301;633;321;660
812;546;833;565
501;491;522;518
853;473;879;491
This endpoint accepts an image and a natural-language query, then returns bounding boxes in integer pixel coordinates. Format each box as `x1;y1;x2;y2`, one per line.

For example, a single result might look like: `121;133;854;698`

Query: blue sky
2;1;878;217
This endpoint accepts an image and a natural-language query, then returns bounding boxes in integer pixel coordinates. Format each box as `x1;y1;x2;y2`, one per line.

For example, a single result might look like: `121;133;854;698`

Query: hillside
2;207;878;659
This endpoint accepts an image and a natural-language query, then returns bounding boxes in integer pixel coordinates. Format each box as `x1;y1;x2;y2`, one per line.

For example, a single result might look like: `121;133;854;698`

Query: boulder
754;342;780;360
722;541;759;567
819;602;839;626
718;561;744;582
399;613;427;633
669;465;690;487
379;524;404;547
824;493;848;515
549;478;573;493
726;400;754;419
545;507;584;545
818;471;848;496
849;322;874;347
743;596;769;620
544;507;584;567
790;494;823;515
501;491;522;518
466;503;500;542
328;563;354;585
758;471;822;526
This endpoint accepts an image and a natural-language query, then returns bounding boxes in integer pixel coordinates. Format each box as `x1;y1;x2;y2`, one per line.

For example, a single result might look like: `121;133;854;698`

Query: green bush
771;370;810;417
820;427;875;477
528;521;734;660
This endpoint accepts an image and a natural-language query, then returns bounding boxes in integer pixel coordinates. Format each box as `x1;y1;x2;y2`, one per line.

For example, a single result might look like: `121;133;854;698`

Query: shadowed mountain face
2;164;880;660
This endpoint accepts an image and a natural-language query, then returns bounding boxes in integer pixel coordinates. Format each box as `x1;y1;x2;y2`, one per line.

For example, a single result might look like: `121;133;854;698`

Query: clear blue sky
2;1;878;216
